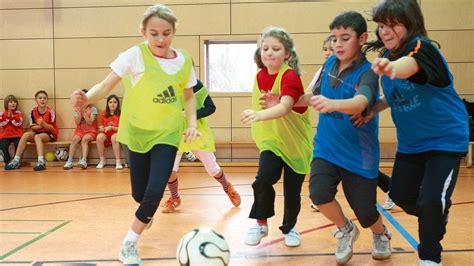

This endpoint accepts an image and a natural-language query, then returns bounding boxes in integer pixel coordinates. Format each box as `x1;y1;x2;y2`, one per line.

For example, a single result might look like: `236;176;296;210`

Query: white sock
38;156;45;163
123;228;140;244
13;155;21;162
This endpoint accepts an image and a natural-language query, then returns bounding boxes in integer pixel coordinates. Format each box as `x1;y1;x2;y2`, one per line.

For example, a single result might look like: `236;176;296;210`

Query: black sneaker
33;161;46;171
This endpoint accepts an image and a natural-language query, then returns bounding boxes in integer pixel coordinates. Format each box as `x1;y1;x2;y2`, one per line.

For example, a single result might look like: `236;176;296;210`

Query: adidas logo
153;86;177;104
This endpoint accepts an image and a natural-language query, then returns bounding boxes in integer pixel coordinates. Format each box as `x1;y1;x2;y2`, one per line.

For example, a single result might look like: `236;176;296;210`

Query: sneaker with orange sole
225;183;241;207
161;196;181;213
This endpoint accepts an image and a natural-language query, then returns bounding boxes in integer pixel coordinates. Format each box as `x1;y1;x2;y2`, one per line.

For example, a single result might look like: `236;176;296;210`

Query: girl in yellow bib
162;80;241;213
70;4;200;265
241;27;313;247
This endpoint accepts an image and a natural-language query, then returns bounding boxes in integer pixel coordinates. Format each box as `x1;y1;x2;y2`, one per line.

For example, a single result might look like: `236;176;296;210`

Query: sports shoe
33;161;46;171
161;196;181;213
334;221;360;264
5;160;20;170
183;151;199;162
284;227;301;247
116;163;123;169
383;196;395;210
225;183;241;207
310;204;320;212
419;260;442;266
63;161;73;170
118;241;141;265
244;223;268;246
77;159;88;169
96;161;105;169
372;229;392;260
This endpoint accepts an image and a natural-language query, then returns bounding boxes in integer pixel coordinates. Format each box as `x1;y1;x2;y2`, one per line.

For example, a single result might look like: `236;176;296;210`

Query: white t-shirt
110;45;197;88
307;67;322;91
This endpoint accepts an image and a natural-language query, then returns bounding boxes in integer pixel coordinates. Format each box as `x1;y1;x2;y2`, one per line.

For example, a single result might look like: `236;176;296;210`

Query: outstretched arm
241;95;294;125
372;56;420;80
71;72;122;111
311;94;369;115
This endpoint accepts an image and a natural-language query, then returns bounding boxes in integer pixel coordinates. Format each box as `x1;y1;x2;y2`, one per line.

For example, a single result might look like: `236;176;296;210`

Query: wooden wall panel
0;0;52;9
54;69;124;98
54;36;199;68
422;0;474;30
53;4;230;38
429;31;474;62
207;97;231;127
0;9;52;39
0;70;54;98
231;97;251;129
0;40;53;69
231;2;377;34
450;63;474;95
53;0;229;8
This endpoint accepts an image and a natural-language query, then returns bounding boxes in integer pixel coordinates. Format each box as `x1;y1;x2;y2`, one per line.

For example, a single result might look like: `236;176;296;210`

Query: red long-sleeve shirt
0;110;23;138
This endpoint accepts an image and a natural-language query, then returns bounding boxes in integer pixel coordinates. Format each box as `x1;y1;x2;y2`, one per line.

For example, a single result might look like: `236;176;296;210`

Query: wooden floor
0;166;473;265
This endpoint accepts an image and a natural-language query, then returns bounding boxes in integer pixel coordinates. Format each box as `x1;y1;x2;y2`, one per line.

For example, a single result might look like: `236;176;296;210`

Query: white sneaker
118;241;142;265
244;223;268;246
334;221;360;264
116;163;123;169
96;161;105;169
420;260;442;266
63;161;73;170
383;196;395;210
77;159;88;169
372;229;392;260
284;227;301;247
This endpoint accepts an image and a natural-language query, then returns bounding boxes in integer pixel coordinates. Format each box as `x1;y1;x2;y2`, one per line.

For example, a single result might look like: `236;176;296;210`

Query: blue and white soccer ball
176;228;230;266
55;147;69;161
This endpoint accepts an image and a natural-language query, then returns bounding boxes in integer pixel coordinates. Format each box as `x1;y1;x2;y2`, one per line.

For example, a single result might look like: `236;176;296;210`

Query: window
205;41;257;93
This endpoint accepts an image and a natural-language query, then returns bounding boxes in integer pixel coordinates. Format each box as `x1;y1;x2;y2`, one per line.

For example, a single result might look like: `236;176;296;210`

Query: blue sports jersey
313;55;380;179
382;37;469;153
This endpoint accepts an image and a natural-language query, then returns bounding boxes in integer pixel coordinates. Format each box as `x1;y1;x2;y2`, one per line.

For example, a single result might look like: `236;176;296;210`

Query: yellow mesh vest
251;65;313;174
117;42;192;153
178;85;216;153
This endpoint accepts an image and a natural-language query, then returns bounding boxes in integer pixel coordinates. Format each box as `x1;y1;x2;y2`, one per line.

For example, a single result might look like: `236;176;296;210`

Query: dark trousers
377;170;391;193
249;150;306;234
0;137;20;163
129;144;177;224
389;151;463;263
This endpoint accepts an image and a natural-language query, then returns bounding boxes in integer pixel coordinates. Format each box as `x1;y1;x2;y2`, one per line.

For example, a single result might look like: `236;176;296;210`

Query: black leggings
129;144;177;224
0;137;20;163
249;150;306;234
389;150;463;263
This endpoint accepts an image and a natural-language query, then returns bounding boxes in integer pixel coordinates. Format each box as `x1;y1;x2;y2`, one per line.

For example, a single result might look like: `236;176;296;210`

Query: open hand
183;127;202;143
372;58;396;80
240;109;260;125
71;90;88;112
259;92;280;109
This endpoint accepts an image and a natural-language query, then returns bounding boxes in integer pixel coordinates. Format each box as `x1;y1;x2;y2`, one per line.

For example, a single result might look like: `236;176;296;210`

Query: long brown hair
365;0;438;56
105;94;121;117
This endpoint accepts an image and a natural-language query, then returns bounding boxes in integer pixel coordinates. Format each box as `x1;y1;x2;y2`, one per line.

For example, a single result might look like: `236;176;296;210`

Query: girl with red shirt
96;94;122;169
64;89;98;170
0;95;23;165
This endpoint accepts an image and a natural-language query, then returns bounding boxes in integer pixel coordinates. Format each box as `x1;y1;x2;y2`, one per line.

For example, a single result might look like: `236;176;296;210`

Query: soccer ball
55;147;69;161
176;228;230;266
